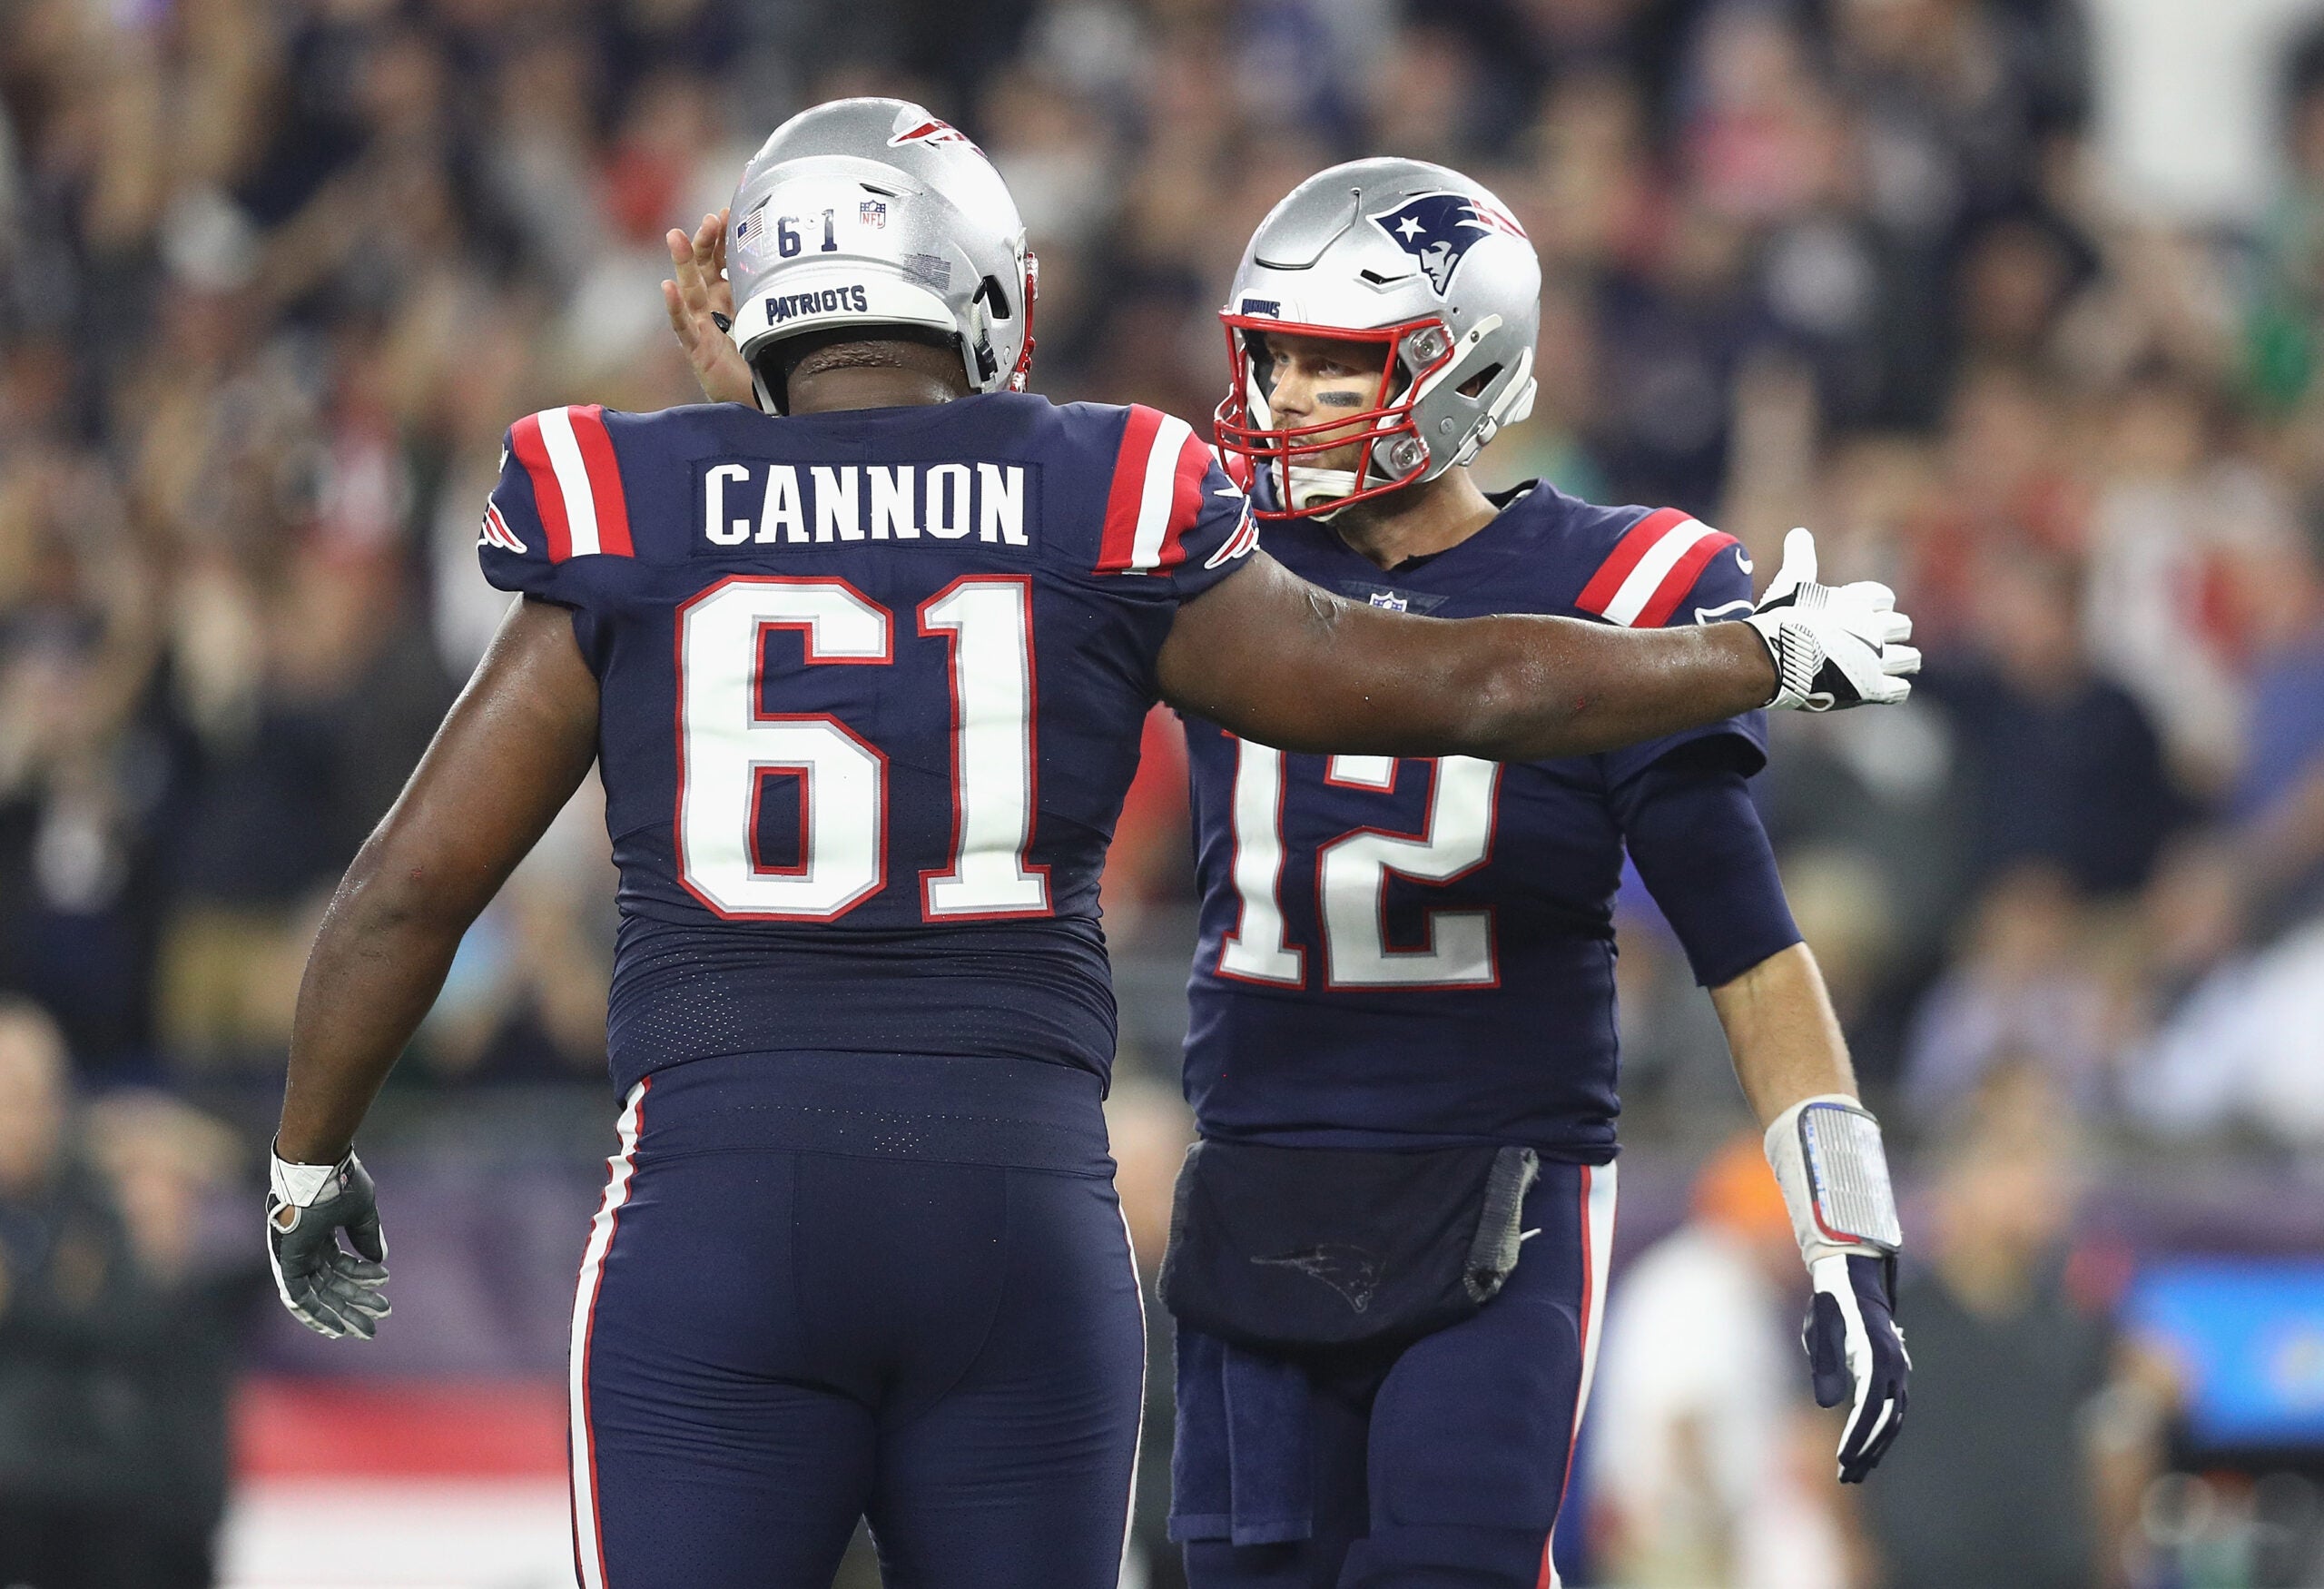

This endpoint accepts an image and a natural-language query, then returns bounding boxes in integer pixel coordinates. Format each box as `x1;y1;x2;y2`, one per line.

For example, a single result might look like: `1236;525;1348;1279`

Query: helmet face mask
1216;159;1541;521
724;100;1039;412
1216;314;1458;520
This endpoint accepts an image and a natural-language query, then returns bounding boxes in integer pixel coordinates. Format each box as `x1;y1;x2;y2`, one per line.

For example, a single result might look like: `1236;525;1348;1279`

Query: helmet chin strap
1285;465;1363;518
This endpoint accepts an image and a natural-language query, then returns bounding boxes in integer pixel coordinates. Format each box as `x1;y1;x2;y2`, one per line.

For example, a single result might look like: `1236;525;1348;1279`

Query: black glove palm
266;1150;391;1340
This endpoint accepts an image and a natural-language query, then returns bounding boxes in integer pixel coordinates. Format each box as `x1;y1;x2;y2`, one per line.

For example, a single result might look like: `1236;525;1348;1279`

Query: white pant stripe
1544;1160;1620;1589
569;1080;648;1589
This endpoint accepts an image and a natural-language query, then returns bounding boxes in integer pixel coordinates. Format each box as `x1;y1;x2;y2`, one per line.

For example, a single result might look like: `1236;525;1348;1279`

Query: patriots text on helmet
698;460;1030;548
763;284;872;326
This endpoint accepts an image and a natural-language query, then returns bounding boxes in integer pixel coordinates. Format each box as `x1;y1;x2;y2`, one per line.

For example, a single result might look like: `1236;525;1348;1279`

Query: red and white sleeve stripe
1095;405;1209;575
509;405;635;563
1574;507;1737;628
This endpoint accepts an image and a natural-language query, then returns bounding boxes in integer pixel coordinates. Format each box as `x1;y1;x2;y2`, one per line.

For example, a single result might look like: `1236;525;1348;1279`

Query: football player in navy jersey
671;159;1918;1587
378;107;1915;1586
1147;161;1915;1589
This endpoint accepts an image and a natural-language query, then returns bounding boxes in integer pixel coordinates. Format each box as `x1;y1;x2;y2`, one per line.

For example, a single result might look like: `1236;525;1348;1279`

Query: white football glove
1744;528;1920;711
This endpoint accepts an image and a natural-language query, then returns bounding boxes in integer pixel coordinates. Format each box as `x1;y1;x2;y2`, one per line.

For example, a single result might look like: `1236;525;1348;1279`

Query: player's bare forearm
1157;552;1777;760
1709;942;1859;1126
277;598;601;1161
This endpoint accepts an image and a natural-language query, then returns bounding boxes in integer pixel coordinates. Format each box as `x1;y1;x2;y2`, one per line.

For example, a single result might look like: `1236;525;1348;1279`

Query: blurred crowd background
5;0;2324;1584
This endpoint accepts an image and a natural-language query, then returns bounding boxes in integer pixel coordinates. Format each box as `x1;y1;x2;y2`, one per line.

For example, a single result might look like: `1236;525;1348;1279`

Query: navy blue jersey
1182;485;1768;1162
478;396;1256;1093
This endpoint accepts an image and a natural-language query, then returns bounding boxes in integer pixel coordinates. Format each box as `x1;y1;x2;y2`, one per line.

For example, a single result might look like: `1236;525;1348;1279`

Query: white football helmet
1216;158;1541;518
726;98;1037;411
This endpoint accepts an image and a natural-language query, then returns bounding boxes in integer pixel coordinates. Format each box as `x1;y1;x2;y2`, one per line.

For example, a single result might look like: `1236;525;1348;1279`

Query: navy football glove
1805;1252;1911;1483
1767;1095;1910;1483
266;1147;391;1339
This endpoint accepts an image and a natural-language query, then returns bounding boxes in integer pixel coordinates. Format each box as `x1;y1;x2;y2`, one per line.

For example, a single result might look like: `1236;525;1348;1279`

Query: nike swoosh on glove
1805;1252;1910;1482
1745;528;1921;711
266;1149;391;1339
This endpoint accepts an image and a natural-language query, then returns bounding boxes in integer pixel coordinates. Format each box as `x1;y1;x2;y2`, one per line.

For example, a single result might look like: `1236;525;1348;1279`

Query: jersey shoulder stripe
509;405;635;562
1096;405;1207;575
1575;507;1737;627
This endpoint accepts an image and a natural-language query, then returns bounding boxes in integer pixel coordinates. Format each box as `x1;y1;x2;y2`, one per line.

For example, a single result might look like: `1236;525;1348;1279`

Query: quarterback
337;101;1915;1586
1162;161;1912;1589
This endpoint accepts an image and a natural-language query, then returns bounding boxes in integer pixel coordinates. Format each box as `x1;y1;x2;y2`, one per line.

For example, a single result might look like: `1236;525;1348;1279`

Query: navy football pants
567;1052;1146;1589
1176;1161;1616;1589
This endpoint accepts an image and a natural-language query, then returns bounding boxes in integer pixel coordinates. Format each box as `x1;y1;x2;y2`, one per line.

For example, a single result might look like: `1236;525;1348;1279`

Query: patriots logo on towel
1367;192;1528;296
1251;1244;1385;1312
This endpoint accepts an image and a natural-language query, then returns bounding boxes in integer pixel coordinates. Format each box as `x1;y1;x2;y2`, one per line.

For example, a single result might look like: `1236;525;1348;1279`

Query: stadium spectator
1862;1062;2162;1589
4;0;2324;1572
0;1001;147;1586
1590;1132;1859;1589
85;1091;269;1589
1901;864;2129;1120
1917;542;2190;897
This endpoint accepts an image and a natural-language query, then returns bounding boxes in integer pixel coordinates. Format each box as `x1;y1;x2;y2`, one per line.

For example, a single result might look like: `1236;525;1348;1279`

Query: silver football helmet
1216;158;1540;518
725;98;1037;411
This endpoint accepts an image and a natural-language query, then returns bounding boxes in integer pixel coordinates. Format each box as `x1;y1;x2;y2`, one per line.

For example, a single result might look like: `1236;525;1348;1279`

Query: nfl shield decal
1366;192;1529;296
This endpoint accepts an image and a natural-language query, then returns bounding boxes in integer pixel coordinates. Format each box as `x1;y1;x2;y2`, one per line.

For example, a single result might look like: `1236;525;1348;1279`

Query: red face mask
1213;313;1458;519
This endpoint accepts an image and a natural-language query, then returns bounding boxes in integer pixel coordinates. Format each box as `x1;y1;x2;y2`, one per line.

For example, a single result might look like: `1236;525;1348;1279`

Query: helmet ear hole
977;275;1014;321
1458;362;1502;400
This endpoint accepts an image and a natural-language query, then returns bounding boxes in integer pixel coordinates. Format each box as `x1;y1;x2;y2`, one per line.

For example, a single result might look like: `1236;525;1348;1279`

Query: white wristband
1764;1094;1902;1268
270;1148;348;1209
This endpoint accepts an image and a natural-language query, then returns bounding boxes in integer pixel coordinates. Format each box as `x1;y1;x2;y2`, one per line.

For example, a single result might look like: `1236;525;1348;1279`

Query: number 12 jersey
1181;484;1771;1164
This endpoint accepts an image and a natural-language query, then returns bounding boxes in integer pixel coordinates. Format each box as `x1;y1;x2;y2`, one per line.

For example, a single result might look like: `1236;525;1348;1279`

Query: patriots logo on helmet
889;117;980;153
1367;192;1529;296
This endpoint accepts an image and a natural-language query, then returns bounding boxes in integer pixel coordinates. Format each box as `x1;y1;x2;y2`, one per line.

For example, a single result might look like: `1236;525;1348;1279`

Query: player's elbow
330;831;490;947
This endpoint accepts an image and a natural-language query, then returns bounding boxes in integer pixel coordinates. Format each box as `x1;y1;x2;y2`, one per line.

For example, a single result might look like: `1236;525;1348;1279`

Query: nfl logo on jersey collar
1368;590;1408;612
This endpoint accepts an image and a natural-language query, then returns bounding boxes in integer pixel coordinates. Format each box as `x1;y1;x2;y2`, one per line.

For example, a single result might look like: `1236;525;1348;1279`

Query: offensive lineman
276;103;1911;1587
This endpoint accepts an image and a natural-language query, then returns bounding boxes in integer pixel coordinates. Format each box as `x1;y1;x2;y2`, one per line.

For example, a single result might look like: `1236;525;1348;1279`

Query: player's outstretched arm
1157;548;1761;760
1159;528;1914;759
266;597;598;1338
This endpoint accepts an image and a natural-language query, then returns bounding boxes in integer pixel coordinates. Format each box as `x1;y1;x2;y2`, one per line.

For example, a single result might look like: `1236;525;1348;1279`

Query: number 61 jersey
478;394;1255;1096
